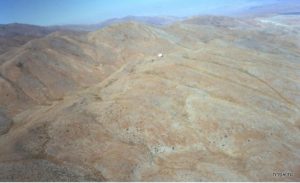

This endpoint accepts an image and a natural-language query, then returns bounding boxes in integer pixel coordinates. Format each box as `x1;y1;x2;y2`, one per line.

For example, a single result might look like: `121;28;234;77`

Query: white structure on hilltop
158;53;163;58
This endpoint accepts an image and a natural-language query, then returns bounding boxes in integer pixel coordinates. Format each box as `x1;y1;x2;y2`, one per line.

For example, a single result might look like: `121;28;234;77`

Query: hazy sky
0;0;289;25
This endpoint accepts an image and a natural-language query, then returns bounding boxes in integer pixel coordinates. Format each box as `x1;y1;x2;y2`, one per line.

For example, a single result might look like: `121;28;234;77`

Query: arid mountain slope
0;22;179;115
0;23;62;55
0;16;299;181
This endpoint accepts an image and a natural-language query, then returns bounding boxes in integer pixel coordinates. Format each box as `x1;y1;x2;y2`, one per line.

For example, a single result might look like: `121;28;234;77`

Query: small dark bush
16;62;23;68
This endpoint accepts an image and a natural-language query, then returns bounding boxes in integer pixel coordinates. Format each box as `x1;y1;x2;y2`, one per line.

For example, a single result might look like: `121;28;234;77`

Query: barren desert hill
0;23;65;55
0;15;299;181
173;15;300;56
0;21;180;116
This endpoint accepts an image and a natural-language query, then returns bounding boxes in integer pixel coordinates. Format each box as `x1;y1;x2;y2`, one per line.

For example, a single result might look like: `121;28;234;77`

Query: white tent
157;53;163;58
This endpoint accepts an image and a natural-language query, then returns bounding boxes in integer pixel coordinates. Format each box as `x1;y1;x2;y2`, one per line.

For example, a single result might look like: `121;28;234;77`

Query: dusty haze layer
0;15;300;181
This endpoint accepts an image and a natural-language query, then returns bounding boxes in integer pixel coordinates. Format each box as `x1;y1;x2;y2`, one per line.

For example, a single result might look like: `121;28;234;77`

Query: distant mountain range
233;0;300;17
0;16;185;55
50;16;185;32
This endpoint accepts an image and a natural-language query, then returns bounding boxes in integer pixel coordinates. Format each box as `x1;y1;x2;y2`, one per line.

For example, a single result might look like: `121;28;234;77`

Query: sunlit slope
0;16;299;181
0;22;179;115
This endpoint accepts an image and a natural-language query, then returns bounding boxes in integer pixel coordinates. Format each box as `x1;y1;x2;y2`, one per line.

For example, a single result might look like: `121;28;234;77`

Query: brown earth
0;16;299;181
